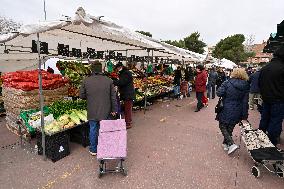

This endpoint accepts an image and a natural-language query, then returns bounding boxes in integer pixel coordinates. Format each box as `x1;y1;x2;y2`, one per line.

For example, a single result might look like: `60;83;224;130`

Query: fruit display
133;75;174;101
44;109;87;135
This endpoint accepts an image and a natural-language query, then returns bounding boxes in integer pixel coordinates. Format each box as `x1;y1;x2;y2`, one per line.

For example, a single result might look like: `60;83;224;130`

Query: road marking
39;164;81;189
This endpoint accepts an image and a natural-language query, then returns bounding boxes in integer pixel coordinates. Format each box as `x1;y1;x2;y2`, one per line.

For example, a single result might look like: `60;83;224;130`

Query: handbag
215;97;224;114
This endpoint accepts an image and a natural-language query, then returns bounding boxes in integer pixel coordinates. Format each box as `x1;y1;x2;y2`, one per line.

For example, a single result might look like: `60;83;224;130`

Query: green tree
213;34;253;64
164;40;185;48
136;31;152;37
183;32;206;54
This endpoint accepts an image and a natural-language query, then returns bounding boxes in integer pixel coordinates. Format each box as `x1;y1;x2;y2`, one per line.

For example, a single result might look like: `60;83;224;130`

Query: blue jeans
173;85;180;98
89;120;99;153
207;83;216;99
259;102;284;145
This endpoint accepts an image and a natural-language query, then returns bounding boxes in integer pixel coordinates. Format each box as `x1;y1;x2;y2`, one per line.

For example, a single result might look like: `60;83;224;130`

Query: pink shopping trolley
97;118;127;177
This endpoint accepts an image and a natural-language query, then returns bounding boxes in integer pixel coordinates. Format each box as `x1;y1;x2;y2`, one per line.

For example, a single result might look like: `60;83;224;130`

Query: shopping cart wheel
122;168;128;176
275;164;284;178
251;166;260;178
98;168;103;178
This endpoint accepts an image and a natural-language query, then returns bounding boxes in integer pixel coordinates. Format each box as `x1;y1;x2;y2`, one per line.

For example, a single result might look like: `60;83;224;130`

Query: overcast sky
1;0;284;45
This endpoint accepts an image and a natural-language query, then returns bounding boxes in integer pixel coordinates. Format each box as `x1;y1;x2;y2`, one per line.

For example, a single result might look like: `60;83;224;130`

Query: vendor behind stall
79;61;117;156
113;62;135;129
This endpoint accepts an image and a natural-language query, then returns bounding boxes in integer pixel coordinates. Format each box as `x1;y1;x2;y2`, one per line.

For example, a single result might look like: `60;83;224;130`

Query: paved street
0;96;283;189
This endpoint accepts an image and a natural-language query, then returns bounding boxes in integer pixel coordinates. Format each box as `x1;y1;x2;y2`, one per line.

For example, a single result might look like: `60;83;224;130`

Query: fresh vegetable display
20;106;50;134
1;70;69;91
44;109;87;135
49;99;87;119
56;61;91;96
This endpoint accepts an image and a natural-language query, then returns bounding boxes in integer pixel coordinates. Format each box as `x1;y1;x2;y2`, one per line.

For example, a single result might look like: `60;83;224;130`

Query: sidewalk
0;97;283;189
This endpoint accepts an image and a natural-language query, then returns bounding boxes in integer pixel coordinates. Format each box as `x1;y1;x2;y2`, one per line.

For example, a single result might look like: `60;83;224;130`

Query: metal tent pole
125;50;128;66
143;49;150;114
37;33;46;160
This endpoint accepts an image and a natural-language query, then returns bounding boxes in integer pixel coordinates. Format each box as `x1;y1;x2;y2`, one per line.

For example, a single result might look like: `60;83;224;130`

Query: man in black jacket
113;62;135;129
259;45;284;145
173;66;182;99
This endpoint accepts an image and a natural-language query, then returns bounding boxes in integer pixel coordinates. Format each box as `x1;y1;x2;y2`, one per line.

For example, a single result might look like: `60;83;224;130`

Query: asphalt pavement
0;96;283;189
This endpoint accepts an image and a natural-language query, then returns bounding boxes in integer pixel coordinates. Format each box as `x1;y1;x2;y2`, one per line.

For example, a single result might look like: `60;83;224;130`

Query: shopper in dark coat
184;68;191;97
113;62;135;129
207;68;218;99
216;68;249;155
173;66;182;98
194;65;207;112
80;62;117;155
216;68;226;89
259;45;284;145
248;69;261;110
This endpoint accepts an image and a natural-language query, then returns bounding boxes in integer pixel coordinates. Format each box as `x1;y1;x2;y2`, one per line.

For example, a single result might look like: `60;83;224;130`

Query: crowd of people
78;45;283;157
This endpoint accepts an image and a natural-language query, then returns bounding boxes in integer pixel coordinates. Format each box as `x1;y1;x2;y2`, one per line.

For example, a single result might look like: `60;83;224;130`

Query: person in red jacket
195;65;208;112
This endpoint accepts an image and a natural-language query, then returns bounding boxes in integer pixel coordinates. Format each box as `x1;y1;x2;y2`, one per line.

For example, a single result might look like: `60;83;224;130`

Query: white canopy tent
0;7;206;73
213;58;237;69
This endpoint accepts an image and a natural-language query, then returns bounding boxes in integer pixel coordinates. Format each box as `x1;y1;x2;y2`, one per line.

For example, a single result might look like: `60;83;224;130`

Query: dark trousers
196;92;204;110
259;102;284;145
219;122;235;146
124;100;133;126
207;83;216;99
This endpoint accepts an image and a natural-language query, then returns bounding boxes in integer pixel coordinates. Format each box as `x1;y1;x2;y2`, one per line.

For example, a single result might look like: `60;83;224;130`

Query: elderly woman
216;68;250;155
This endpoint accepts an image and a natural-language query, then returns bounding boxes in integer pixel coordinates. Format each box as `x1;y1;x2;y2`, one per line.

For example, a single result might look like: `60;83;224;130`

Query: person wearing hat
194;65;208;112
113;62;135;129
80;61;117;156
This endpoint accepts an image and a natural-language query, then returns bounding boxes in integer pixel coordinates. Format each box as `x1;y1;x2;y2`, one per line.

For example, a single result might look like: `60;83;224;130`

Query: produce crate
37;131;70;162
70;122;89;147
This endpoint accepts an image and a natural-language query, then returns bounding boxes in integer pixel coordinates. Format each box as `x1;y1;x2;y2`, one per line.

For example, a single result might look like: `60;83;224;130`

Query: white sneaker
228;144;239;155
89;151;97;156
222;144;229;151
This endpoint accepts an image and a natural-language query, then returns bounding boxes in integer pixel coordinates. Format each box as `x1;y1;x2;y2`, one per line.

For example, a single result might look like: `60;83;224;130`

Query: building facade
247;41;272;64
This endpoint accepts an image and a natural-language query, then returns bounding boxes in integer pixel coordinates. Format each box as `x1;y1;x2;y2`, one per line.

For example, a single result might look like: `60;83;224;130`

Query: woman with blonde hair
216;68;250;155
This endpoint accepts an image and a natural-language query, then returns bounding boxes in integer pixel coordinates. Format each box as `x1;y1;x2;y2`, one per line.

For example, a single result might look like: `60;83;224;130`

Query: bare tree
0;16;22;33
244;34;255;52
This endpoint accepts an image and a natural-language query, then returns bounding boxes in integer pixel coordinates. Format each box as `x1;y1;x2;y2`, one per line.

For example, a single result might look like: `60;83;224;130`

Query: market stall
0;7;205;161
